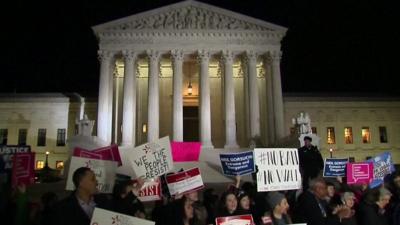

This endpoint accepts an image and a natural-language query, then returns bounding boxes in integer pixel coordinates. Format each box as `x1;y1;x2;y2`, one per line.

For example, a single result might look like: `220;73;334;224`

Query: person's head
72;167;98;195
220;191;238;214
237;191;251;210
309;178;327;200
341;192;355;208
392;172;400;189
184;190;199;203
304;136;312;147
376;188;392;209
183;198;194;220
267;192;289;215
326;182;336;198
112;180;133;199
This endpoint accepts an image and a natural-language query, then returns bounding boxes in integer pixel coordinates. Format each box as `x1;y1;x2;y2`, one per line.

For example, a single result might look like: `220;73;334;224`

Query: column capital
122;50;137;62
146;50;161;61
197;50;210;62
221;50;234;64
245;50;258;63
97;50;114;62
270;50;282;62
171;49;184;61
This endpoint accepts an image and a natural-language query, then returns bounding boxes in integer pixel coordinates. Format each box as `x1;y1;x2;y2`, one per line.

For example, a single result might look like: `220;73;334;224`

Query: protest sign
166;168;204;196
66;156;118;193
73;144;122;166
171;142;201;162
11;152;35;187
0;145;31;170
136;178;162;202
215;214;254;225
367;152;395;188
90;207;155;225
219;151;255;176
254;148;301;192
346;162;374;185
130;136;173;179
323;158;348;177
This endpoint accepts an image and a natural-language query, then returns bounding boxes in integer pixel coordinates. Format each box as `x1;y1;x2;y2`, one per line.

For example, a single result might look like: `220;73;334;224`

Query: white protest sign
130;136;173;179
166;168;204;196
255;148;302;192
90;207;155;225
66;156;118;193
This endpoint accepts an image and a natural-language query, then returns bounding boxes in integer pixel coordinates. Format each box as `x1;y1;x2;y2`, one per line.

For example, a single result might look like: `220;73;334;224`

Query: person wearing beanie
262;192;292;225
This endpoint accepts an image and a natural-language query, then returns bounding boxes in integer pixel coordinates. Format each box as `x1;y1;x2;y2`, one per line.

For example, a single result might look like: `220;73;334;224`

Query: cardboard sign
323;158;348;177
136;178;162;202
0;145;31;170
166;168;204;196
171;142;201;162
73;144;122;166
254;148;301;192
216;214;254;225
130;136;173;179
66;156;118;193
11;152;35;187
90;207;155;225
219;151;255;176
346;162;374;185
367;152;395;188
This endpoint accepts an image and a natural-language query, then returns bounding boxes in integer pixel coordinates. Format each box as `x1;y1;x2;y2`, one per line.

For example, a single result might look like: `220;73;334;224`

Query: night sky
3;0;399;97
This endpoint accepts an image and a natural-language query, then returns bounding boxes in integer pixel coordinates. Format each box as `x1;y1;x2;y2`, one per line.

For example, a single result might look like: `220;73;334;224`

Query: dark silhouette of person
298;136;324;190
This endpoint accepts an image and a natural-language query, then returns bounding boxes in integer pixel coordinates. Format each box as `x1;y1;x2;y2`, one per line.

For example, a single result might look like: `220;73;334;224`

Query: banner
73;144;122;166
171;142;201;162
11;152;35;187
323;158;348;177
367;152;395;188
215;214;254;225
66;156;118;193
219;151;255;176
166;168;204;196
90;207;155;225
346;162;374;185
130;136;173;179
254;148;301;192
136;178;162;202
0;145;31;170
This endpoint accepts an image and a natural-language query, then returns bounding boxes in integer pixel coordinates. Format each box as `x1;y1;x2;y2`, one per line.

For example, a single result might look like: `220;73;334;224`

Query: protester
203;188;218;225
110;179;145;218
297;136;324;190
358;187;392;225
168;196;200;225
263;191;292;225
39;192;58;225
52;167;109;225
217;190;242;217
338;192;357;225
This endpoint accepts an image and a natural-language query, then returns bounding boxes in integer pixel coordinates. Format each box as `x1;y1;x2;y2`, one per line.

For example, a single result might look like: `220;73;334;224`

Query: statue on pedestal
75;114;95;137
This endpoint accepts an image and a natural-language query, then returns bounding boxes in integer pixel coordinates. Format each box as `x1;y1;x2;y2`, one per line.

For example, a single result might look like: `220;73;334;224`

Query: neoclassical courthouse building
1;1;400;170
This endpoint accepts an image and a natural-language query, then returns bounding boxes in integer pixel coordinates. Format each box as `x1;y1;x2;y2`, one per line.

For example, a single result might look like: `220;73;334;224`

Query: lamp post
45;151;50;168
329;148;333;158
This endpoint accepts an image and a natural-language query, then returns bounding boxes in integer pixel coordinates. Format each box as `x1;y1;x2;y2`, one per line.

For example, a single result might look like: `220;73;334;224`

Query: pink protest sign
171;142;201;162
346;162;374;185
73;144;122;166
12;152;35;187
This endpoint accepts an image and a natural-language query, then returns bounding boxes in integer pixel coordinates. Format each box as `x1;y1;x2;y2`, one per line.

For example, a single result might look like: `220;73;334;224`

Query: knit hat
266;192;285;209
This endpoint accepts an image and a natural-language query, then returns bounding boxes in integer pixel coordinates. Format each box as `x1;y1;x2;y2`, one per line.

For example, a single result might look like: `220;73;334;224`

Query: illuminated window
362;127;371;144
344;127;353;144
18;129;28;146
327;127;335;144
37;129;46;146
379;126;388;143
312;127;317;134
56;129;66;146
0;129;8;145
36;160;44;169
56;161;64;170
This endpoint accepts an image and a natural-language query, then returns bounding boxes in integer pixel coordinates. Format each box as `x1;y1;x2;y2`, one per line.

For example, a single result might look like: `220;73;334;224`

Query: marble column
121;50;137;146
246;51;261;139
271;51;285;140
222;50;239;149
198;50;213;149
97;50;114;144
147;50;161;142
171;50;184;142
264;56;276;144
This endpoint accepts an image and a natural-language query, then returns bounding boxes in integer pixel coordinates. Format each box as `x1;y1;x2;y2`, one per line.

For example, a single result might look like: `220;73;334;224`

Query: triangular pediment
92;0;287;34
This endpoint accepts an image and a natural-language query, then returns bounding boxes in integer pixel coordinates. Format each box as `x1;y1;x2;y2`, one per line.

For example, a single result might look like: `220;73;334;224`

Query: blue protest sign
219;151;255;176
367;152;395;188
323;158;348;177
